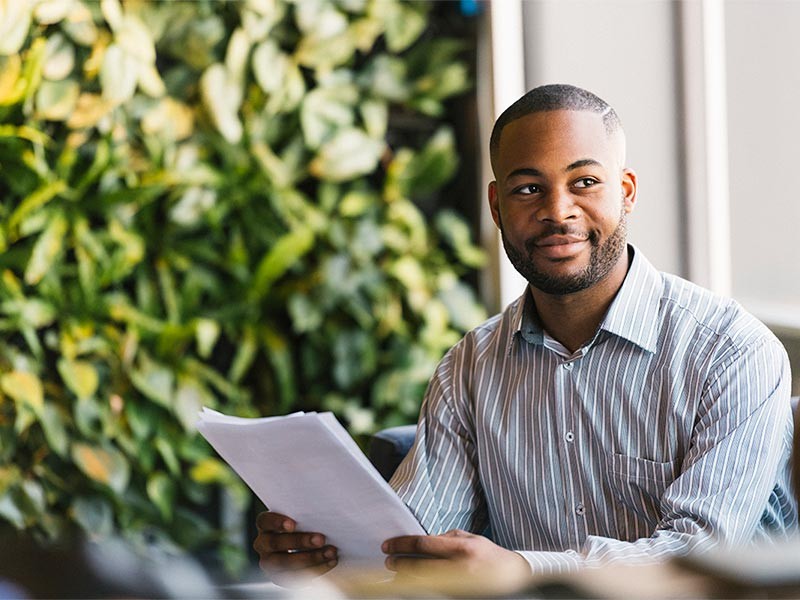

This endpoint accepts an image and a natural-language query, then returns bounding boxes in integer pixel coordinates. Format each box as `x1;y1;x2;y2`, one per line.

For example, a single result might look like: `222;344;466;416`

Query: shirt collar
508;244;663;354
596;245;663;353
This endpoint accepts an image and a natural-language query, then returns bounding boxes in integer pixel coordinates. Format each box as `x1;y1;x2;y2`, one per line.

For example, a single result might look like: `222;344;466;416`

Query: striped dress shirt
390;246;797;574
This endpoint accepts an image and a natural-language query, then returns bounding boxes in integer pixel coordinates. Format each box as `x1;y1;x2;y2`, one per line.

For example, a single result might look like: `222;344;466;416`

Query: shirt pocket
605;453;678;537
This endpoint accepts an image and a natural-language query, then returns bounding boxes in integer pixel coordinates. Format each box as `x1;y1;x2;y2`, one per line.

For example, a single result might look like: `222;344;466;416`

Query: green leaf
1;298;58;328
0;2;32;56
73;396;103;437
155;437;180;475
35;1;76;26
363;55;408;102
124;399;155;441
288;293;324;333
40;403;69;457
147;472;175;521
174;378;209;432
383;1;427;52
35;79;80;120
438;275;487;332
252;40;289;94
100;43;139;106
250;226;315;299
228;327;257;383
190;457;229;484
0;371;44;415
71;442;130;494
42;32;75;80
0;54;24;105
300;81;358;148
309;128;384;182
0;493;25;529
7;180;67;237
194;318;219;359
25;211;68;285
201;63;242;143
436;210;487;268
129;360;174;408
260;327;296;412
333;329;377;388
360;99;387;139
60;3;98;46
57;358;99;400
71;496;113;536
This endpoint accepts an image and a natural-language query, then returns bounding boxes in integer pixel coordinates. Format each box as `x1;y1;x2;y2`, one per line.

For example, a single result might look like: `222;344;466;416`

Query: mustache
523;226;597;253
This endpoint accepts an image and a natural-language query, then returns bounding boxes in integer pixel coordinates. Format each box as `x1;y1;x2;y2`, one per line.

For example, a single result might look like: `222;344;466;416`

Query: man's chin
522;264;593;296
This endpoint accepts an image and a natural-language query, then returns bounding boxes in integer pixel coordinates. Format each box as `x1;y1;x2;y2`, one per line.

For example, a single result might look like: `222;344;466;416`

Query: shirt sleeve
389;347;490;536
517;337;797;575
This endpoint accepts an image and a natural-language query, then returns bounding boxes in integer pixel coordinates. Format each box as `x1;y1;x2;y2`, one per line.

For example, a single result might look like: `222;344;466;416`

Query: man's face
488;110;637;296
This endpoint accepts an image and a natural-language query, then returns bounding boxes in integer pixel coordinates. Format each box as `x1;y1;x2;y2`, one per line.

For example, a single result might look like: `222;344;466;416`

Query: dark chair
369;424;417;481
793;396;799;504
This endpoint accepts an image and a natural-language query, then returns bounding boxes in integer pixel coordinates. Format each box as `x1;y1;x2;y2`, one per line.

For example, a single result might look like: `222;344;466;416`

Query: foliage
0;0;486;571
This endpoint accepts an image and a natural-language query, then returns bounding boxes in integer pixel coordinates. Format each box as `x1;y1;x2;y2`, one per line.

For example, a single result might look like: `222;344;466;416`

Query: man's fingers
255;511;295;533
260;546;338;572
382;534;465;558
254;531;326;554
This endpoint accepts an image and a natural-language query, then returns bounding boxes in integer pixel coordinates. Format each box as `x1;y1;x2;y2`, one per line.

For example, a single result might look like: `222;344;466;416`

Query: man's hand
382;529;530;581
253;511;338;585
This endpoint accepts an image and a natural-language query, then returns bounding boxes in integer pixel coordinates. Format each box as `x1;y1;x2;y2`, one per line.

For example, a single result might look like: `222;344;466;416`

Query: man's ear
488;181;501;228
621;168;638;214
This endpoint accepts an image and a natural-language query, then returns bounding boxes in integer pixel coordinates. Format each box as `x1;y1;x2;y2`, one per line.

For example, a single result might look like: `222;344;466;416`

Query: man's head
489;84;624;171
488;84;636;296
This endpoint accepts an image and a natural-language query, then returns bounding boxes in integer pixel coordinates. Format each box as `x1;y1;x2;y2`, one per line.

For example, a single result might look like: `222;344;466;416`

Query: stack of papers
196;408;426;573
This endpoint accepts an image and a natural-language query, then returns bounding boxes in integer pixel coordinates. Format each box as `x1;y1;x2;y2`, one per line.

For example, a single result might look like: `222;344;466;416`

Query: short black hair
489;84;622;165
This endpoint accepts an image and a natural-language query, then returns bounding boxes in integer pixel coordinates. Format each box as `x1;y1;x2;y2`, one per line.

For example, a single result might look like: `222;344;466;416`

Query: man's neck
529;249;631;354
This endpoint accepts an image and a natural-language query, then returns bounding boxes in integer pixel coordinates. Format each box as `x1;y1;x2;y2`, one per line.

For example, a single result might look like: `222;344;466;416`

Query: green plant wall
0;0;486;568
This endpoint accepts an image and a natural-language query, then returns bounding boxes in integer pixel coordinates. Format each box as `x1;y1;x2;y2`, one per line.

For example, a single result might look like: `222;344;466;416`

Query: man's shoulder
659;272;779;351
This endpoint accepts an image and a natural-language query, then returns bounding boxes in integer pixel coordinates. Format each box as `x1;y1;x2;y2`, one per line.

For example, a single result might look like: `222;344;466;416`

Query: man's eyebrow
566;158;603;171
506;167;543;180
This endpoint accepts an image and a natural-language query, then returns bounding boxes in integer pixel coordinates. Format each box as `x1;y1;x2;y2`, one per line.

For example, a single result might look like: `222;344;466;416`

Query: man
253;84;797;581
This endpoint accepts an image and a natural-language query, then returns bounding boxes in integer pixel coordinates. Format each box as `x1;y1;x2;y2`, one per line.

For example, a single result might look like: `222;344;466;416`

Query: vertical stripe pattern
390;246;797;574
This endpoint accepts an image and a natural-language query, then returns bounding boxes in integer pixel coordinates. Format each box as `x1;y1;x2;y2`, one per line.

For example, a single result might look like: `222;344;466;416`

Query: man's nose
536;189;579;223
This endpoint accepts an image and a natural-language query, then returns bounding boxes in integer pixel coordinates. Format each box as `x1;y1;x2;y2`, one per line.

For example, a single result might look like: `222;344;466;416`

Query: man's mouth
530;234;589;259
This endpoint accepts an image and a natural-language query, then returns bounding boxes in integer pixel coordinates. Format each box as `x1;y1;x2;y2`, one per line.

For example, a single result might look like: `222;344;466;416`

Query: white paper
196;408;426;573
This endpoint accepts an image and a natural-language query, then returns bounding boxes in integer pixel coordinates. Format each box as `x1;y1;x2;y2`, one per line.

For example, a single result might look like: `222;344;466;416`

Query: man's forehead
496;109;626;169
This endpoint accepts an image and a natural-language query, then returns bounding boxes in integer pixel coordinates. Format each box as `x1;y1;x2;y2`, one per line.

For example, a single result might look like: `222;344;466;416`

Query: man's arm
389;347;489;535
516;337;796;574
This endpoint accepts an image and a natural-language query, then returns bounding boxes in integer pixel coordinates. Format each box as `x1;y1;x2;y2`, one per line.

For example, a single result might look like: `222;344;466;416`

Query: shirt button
575;504;585;516
562;362;573;371
565;431;575;443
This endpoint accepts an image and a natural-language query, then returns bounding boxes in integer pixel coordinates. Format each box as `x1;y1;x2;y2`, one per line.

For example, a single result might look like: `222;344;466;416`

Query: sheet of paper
196;409;426;574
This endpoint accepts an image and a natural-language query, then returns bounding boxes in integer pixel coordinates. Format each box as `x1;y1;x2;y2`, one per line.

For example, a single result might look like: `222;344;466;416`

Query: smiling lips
532;235;589;259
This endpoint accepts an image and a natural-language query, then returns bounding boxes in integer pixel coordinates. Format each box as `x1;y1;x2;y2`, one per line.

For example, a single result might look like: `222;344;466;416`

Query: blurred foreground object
0;533;216;599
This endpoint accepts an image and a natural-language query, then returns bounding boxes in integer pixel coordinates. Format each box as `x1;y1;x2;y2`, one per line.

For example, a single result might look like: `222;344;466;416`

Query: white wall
725;0;800;327
520;0;685;277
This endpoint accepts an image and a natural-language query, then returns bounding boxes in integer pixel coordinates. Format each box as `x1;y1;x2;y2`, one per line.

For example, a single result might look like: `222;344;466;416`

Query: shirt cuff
515;549;583;575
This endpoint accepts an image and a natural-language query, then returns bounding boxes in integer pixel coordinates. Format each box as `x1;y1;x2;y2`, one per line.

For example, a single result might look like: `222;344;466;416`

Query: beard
500;206;628;296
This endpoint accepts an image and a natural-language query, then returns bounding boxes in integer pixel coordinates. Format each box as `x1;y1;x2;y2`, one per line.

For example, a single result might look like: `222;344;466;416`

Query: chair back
793;396;799;505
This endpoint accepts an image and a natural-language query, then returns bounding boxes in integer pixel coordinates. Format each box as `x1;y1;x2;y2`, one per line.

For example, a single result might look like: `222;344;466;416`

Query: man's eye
574;178;599;189
513;184;540;194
